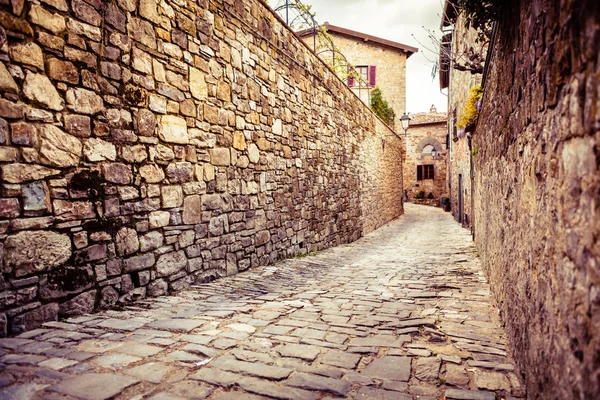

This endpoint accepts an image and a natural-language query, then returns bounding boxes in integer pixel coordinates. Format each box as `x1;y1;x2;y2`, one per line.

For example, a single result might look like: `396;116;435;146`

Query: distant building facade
298;23;417;126
403;106;448;203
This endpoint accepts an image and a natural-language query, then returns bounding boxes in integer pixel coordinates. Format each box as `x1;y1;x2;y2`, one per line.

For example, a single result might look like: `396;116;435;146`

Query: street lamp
399;113;411;136
431;149;437;158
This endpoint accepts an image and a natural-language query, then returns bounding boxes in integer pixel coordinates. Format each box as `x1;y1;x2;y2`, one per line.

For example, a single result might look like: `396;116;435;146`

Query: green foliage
370;87;396;126
415;190;426;199
456;0;503;32
457;85;483;128
427;192;435;199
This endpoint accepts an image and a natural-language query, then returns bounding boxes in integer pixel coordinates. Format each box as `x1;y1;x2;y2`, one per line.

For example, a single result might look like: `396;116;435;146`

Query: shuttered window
417;165;434;180
349;65;376;88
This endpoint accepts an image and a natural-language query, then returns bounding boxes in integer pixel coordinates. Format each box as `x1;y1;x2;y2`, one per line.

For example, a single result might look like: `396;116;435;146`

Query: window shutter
417;165;423;181
369;65;377;86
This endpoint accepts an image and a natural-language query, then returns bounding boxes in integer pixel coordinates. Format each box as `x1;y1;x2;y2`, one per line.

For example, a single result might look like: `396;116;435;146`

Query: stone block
0;61;17;94
0;198;19;218
64;115;91;138
4;230;71;276
66;88;104;115
100;286;119;308
39;124;82;168
22;181;51;212
156;251;187;277
159;115;188;144
11;122;37;146
84;138;117;162
103;163;132;185
139;164;165;183
53;200;95;221
23;72;64;111
182;195;201;225
166;162;193;183
149;211;170;228
11;303;59;334
47;58;78;84
147;279;167;296
9;42;43;70
116;227;139;256
2;163;59;183
161;185;183;208
58;290;96;317
139;231;163;252
209;148;230;166
134;109;156;136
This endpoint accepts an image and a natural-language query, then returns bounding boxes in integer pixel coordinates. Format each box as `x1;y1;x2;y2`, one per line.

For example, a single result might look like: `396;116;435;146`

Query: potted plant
442;197;451;212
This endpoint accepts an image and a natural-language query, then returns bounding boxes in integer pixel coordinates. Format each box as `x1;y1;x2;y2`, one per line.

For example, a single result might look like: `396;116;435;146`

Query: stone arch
416;136;443;154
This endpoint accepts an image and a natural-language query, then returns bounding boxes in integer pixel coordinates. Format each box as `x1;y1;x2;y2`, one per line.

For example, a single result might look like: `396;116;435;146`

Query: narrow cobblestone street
0;204;524;400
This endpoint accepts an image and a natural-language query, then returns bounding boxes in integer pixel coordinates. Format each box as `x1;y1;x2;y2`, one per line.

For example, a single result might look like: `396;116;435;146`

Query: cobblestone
0;205;524;399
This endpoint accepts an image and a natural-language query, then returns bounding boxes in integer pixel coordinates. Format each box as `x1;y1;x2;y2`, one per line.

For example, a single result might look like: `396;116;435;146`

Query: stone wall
0;0;403;336
473;0;600;398
402;112;447;202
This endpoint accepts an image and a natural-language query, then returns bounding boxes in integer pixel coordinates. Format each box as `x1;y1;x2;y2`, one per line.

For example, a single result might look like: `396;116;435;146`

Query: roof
440;0;458;29
439;33;452;89
296;22;418;58
410;111;448;126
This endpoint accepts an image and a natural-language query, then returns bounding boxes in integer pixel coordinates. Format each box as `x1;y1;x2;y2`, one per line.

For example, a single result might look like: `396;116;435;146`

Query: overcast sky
271;0;449;114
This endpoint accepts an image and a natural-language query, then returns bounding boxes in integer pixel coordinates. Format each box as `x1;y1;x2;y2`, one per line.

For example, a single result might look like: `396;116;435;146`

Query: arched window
423;144;434;154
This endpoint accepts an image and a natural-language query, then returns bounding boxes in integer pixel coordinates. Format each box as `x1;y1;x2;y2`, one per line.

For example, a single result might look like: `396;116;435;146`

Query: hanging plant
457;85;484;131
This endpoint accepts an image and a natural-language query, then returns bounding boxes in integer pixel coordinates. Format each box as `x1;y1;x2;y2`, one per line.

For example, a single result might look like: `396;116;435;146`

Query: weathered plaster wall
0;0;403;336
447;12;482;227
473;0;600;398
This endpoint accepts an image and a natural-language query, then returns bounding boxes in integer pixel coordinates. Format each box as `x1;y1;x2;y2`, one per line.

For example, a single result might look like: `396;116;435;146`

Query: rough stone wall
447;12;481;227
402;114;447;202
0;0;403;336
473;0;600;398
303;32;407;121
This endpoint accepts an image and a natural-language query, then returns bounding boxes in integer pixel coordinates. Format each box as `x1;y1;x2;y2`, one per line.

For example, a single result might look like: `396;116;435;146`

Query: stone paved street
0;204;524;400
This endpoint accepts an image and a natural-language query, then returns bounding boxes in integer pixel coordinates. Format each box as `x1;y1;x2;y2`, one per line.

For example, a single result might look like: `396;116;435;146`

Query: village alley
0;204;524;400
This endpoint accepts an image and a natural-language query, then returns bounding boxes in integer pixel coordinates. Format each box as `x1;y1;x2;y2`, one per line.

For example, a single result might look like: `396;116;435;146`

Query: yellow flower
457;85;484;128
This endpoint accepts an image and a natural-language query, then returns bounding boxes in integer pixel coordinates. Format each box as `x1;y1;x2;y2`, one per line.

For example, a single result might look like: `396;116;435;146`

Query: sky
270;0;449;114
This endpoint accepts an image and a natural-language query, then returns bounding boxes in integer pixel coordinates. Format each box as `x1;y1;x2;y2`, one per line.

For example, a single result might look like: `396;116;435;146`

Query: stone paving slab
0;205;525;399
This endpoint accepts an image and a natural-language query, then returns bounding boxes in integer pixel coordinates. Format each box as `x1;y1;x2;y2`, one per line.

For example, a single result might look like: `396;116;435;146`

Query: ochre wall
473;0;600;397
0;0;403;336
301;32;407;122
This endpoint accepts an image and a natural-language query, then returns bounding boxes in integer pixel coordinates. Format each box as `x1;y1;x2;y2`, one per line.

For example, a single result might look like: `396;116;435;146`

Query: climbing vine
370;87;396;126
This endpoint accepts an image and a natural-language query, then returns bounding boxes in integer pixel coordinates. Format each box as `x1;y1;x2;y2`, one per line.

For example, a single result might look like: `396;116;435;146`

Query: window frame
417;164;435;181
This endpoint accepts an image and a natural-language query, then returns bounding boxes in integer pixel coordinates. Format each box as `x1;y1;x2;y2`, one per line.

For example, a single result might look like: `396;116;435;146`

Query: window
423;144;434;154
417;165;434;180
348;65;376;87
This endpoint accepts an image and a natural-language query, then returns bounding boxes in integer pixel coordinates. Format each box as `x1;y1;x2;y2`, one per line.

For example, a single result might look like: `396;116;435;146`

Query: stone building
297;23;417;125
402;106;448;203
439;1;483;229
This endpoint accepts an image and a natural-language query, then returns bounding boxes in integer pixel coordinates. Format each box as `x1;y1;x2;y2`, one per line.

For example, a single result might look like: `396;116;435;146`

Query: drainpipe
469;135;474;241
